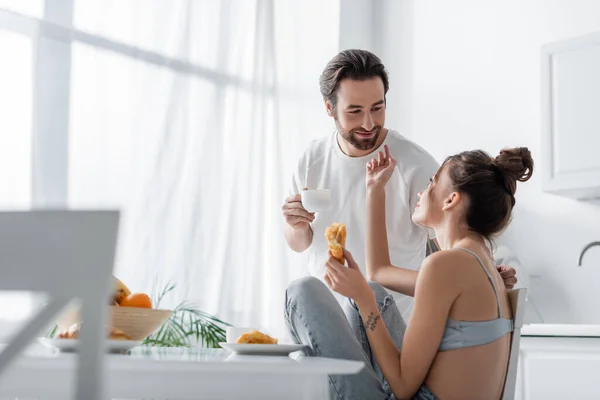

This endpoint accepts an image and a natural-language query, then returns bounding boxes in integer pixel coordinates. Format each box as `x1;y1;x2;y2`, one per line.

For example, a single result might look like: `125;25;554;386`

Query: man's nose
362;113;375;131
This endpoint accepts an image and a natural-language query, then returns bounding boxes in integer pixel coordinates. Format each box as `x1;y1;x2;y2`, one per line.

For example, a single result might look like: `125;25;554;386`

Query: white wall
339;0;375;51
377;0;600;324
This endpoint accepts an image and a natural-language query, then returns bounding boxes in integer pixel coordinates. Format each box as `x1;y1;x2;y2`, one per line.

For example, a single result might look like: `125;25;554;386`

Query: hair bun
494;147;534;194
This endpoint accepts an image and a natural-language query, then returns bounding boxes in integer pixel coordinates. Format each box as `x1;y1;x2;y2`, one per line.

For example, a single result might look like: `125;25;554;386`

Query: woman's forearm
355;294;404;394
366;186;392;275
366;186;418;296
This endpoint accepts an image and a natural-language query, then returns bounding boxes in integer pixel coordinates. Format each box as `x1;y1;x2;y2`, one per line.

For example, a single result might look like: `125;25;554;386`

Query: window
0;29;34;321
73;0;226;70
0;0;44;19
68;42;218;208
0;30;31;209
0;0;341;334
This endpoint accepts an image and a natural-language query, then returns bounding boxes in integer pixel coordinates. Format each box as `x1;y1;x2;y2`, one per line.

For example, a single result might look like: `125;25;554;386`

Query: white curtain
66;0;340;338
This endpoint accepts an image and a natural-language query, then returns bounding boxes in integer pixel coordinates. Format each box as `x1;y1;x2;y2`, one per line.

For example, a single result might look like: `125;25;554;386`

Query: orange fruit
119;293;152;309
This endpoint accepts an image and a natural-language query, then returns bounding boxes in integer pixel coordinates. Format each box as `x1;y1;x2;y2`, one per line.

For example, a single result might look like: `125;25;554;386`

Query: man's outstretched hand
497;265;517;289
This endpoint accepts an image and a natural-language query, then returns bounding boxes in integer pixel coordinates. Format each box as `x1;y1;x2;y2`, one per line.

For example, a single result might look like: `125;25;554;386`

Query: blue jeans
284;276;438;400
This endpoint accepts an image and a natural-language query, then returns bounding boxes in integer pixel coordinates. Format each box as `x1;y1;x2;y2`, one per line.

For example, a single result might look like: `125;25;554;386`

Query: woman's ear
442;191;461;211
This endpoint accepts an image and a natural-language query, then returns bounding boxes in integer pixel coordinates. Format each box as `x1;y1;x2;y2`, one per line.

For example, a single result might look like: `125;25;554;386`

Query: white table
0;344;364;399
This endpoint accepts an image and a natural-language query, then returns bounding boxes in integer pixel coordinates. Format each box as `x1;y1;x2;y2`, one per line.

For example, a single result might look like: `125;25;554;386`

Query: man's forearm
284;224;313;252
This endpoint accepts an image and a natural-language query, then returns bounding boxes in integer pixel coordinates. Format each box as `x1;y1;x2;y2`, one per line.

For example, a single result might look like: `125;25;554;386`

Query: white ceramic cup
301;189;331;212
226;326;256;343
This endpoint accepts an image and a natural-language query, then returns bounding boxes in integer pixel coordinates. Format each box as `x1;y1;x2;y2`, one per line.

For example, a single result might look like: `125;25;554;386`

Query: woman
284;145;533;400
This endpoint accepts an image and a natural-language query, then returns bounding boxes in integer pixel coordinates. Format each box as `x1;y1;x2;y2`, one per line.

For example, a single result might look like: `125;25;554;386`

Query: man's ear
325;100;334;117
442;191;461;211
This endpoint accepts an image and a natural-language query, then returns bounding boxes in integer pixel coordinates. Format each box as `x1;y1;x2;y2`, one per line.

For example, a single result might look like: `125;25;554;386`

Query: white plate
38;337;143;353
219;342;304;356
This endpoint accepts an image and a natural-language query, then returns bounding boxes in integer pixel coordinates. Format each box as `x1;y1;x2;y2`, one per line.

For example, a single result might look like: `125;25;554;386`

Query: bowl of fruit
55;276;173;341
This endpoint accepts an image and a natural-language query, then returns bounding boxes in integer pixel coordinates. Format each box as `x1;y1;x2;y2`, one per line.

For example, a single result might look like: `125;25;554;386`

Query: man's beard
336;119;382;151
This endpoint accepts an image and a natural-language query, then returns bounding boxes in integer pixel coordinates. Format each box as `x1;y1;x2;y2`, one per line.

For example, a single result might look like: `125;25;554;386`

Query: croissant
57;323;81;339
56;323;131;341
236;330;278;344
325;223;346;264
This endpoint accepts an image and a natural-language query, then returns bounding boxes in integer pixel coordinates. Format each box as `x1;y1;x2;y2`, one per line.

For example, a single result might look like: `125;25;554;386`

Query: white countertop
0;345;364;399
522;323;600;337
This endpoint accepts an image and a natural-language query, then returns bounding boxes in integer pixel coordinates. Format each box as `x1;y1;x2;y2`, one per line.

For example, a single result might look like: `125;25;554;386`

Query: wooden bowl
56;304;172;341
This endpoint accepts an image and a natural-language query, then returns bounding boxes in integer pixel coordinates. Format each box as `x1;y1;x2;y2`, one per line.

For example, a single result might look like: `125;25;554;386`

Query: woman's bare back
424;245;512;400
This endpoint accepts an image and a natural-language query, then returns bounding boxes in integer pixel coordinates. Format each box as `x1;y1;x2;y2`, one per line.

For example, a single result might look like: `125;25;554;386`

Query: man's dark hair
319;49;389;110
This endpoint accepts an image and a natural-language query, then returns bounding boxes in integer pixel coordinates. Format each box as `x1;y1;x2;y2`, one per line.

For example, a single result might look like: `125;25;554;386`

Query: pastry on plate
55;323;131;341
57;323;81;339
236;329;278;344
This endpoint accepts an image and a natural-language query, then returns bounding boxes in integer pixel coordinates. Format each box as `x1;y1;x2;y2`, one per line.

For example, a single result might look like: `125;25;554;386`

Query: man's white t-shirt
289;129;440;319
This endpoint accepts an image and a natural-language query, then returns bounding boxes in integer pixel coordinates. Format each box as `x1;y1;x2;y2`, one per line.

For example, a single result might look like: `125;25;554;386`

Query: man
282;49;517;318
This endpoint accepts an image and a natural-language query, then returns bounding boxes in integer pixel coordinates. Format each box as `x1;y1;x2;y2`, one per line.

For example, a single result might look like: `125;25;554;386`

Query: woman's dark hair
438;147;534;240
319;49;389;110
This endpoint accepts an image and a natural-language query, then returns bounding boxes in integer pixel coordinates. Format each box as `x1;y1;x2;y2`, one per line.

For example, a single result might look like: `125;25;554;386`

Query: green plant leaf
142;282;230;348
45;324;58;338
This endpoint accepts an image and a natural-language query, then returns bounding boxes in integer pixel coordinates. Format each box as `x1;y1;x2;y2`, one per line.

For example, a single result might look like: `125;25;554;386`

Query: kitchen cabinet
516;326;600;399
541;31;600;200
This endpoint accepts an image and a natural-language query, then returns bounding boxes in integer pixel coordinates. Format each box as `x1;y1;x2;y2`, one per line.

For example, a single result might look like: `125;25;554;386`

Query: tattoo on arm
365;312;381;332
